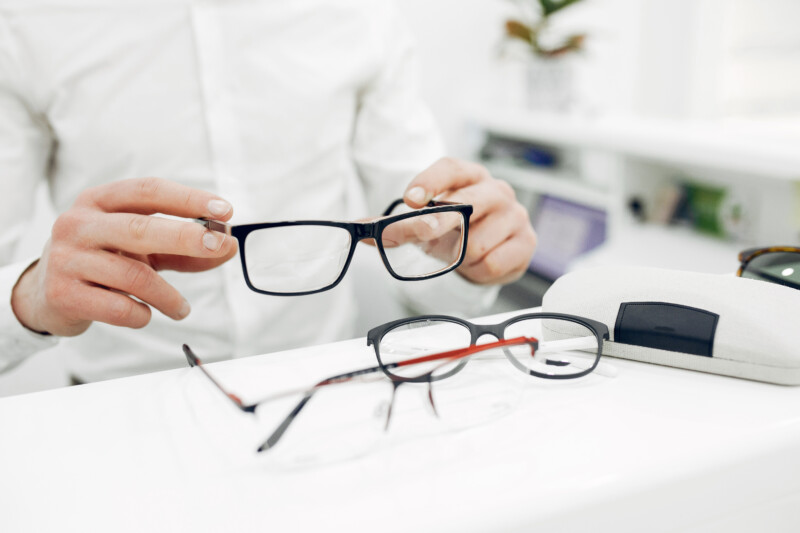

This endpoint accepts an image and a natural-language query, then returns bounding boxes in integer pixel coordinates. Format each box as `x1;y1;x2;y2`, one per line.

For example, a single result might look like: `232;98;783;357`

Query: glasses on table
737;246;800;291
183;312;608;465
196;199;473;296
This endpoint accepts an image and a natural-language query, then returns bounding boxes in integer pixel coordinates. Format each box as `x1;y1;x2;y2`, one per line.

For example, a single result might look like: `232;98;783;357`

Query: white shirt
0;0;497;381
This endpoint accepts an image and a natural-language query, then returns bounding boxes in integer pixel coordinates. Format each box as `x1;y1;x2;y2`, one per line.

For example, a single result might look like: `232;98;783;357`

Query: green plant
504;0;586;58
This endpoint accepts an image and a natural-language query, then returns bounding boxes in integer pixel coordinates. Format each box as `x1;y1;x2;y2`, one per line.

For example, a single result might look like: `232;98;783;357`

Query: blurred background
399;0;800;309
3;0;799;395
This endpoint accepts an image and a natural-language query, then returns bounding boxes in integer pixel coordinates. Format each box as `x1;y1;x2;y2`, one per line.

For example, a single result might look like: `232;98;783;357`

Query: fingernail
178;300;191;319
208;199;232;217
203;231;224;251
405;186;427;205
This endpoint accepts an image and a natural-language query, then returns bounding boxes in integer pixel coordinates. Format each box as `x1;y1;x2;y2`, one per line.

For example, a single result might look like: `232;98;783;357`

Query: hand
402;158;537;285
11;177;238;336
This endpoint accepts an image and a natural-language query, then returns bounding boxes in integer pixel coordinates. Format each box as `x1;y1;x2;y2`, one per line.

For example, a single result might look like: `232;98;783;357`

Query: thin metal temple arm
194;218;233;236
257;364;393;452
257;340;516;452
183;345;258;413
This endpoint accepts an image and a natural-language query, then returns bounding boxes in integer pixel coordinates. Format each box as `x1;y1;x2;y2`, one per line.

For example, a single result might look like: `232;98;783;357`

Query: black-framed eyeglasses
737;246;800;291
182;312;608;459
197;199;473;296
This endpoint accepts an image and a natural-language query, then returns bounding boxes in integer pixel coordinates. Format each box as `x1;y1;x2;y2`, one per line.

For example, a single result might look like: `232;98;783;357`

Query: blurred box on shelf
479;134;559;168
658;181;755;242
528;195;607;280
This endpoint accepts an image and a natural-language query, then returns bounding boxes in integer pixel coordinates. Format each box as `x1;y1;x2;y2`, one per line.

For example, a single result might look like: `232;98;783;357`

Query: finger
57;282;153;329
86;213;236;258
438;179;516;223
458;236;536;285
76;177;234;221
463;202;532;264
70;250;190;320
148;248;239;273
380;210;463;248
403;158;491;208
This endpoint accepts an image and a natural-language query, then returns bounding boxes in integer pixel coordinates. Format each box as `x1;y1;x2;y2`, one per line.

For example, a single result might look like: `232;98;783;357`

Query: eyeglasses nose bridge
475;328;504;344
353;222;378;242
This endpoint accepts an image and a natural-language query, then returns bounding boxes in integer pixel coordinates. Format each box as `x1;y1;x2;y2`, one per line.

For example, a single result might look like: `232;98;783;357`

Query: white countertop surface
2;308;799;532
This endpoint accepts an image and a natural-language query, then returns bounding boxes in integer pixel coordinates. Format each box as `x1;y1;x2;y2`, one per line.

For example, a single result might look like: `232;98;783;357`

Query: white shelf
474;108;800;180
569;224;744;274
475;107;798;285
484;161;612;210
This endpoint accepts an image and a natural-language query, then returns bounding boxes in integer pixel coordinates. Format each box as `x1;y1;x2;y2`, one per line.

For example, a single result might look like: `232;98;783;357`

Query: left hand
403;157;537;285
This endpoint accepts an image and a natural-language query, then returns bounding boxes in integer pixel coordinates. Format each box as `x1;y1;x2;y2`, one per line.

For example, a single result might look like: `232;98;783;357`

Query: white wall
399;0;800;152
396;0;507;156
397;0;646;154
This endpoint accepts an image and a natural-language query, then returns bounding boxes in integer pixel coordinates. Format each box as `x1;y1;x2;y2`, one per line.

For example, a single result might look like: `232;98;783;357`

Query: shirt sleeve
0;15;60;372
350;0;499;318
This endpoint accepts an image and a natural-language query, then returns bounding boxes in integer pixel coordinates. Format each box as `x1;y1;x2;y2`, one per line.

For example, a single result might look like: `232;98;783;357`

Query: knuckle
110;297;137;325
513;203;530;223
43;278;66;306
468;240;488;260
495;179;516;199
44;281;83;318
527;227;539;249
136;177;164;201
482;254;505;279
125;261;155;294
46;244;70;270
439;156;458;168
475;162;492;181
51;210;85;242
128;216;152;241
439;156;464;175
175;222;199;250
183;189;197;212
74;187;97;207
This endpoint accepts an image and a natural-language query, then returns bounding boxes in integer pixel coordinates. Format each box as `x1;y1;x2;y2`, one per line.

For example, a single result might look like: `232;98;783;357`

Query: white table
2;309;799;532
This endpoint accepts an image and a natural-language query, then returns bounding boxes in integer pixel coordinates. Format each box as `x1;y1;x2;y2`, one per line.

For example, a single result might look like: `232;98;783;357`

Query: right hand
11;177;238;337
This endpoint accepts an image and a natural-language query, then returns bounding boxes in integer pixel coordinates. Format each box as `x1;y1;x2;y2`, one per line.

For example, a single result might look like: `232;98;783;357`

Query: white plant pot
526;58;574;111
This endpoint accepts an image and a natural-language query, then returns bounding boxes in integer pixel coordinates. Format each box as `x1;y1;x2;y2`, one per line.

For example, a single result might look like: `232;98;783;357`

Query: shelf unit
483;161;612;211
471;107;800;291
475;108;800;180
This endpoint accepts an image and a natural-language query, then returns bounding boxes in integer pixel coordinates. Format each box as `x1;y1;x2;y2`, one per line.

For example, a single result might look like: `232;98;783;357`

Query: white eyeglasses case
542;266;800;385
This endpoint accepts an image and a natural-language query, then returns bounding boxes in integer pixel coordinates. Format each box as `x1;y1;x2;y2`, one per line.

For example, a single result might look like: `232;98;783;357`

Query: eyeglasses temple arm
194;219;232;236
257;364;391;453
183;344;258;413
381;198;466;216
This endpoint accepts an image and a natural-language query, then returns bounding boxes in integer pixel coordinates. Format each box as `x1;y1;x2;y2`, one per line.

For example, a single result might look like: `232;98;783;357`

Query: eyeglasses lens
243;225;352;294
380;208;466;278
376;318;522;429
503;318;600;377
741;251;800;290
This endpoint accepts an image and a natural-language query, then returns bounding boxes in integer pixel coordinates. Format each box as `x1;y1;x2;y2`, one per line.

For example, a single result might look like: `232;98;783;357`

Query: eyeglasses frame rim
367;312;610;383
199;199;473;296
736;245;800;277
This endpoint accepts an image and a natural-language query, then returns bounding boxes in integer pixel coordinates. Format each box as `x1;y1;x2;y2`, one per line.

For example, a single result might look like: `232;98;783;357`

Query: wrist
10;260;51;335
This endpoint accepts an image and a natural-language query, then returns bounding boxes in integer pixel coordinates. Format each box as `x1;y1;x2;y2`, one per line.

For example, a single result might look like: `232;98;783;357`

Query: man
0;0;536;382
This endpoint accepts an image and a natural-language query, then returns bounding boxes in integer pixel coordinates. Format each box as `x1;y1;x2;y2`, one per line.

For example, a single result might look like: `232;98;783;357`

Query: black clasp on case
614;302;719;357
